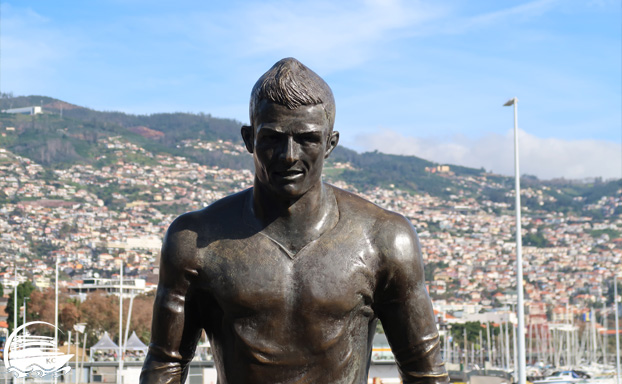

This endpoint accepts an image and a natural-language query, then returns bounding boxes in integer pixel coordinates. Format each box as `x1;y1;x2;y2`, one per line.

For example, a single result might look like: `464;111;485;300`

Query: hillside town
0;135;621;349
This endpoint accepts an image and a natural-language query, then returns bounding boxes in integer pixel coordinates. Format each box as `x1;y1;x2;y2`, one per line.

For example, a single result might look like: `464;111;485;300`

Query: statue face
248;99;336;199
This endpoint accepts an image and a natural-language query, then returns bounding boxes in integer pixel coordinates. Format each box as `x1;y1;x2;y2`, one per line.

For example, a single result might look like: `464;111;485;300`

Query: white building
68;278;155;301
1;106;42;115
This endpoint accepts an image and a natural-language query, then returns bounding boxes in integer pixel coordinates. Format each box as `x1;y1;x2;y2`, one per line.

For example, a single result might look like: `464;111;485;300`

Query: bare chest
198;224;378;322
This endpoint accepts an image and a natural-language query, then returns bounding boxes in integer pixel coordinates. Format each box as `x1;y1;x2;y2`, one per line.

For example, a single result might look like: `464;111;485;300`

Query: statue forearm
392;331;448;384
140;351;190;384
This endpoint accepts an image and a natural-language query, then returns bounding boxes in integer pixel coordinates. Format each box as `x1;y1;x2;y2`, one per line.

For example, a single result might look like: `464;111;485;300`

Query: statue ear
324;131;339;159
241;125;254;154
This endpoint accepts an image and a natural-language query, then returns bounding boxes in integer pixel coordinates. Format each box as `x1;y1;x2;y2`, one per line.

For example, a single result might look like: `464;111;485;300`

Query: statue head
249;58;336;131
242;58;339;199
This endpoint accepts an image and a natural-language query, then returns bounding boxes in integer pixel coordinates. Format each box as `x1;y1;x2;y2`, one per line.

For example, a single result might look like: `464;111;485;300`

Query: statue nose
280;136;299;163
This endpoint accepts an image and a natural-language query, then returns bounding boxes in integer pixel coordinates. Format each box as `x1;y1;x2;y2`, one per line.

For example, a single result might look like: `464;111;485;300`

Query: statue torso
193;186;383;383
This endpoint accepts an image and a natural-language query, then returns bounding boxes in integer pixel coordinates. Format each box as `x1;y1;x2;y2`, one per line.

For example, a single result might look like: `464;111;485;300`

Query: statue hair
250;58;335;130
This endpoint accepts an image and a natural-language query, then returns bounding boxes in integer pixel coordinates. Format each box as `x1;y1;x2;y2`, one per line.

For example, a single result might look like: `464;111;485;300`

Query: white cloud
459;0;558;30
231;0;562;69
353;129;621;180
232;0;445;72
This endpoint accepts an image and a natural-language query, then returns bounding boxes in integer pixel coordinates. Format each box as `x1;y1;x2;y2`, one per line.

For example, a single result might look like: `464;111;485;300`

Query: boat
468;369;514;384
532;370;590;384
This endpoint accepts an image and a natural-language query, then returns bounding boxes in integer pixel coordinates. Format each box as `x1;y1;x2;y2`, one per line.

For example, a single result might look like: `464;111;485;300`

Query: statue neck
249;181;339;255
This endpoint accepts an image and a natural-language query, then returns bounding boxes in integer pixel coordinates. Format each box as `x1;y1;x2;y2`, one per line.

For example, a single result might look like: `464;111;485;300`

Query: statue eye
296;133;322;145
258;130;281;143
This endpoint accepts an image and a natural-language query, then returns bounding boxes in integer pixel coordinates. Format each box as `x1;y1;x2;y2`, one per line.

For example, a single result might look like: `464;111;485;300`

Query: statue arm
374;215;449;384
141;216;202;384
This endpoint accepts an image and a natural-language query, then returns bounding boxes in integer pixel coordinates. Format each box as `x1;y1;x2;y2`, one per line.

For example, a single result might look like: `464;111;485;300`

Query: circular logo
3;321;73;378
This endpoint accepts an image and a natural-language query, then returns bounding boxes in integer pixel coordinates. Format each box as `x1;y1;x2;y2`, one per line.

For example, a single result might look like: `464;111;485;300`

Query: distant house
429;280;446;295
425;165;451;174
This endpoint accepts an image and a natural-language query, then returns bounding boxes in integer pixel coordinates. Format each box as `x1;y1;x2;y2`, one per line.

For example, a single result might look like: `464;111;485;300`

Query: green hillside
0;95;480;195
0;94;250;170
1;94;619;214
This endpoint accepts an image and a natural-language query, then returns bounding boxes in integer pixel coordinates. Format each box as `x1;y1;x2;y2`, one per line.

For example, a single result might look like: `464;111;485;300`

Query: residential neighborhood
0;135;620;344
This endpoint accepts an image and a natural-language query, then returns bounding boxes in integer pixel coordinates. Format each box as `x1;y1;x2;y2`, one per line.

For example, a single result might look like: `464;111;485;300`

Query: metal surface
615;276;620;384
141;58;448;384
505;97;526;384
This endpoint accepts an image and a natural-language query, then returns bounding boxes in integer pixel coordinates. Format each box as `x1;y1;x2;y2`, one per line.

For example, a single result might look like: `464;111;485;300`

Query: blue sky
1;0;620;180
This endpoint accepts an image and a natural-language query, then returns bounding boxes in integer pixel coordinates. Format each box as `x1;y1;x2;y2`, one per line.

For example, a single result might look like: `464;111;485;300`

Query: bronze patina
141;58;448;384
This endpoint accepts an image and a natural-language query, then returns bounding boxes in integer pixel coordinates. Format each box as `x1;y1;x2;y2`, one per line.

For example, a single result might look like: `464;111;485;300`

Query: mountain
0;94;619;216
0;94;250;170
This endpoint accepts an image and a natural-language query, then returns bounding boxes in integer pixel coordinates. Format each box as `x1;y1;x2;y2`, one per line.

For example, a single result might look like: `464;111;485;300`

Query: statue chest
197;225;378;324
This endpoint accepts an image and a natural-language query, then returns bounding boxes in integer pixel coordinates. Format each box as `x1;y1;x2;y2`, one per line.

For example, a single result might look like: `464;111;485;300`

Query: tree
425;261;449;282
63;291;156;347
449;321;485;348
23;287;79;341
5;281;36;333
28;287;55;324
523;231;551;248
60;302;80;331
605;279;622;306
128;292;155;344
80;291;119;345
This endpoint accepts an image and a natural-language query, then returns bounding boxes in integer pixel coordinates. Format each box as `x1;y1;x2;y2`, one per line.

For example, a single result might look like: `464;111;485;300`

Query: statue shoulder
329;184;386;215
161;189;250;262
328;185;421;264
199;188;250;222
375;211;423;277
329;184;414;232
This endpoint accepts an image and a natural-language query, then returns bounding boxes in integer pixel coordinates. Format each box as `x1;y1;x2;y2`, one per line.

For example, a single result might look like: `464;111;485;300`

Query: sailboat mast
592;308;598;365
487;322;492;369
465;327;468;369
505;319;511;370
602;303;609;365
480;330;484;368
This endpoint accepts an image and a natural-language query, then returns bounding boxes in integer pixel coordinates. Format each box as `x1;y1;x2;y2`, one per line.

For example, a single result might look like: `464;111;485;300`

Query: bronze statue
141;58;448;384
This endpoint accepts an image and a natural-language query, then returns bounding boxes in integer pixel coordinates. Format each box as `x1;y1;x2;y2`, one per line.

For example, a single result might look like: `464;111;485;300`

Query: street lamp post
615;275;620;384
22;297;30;326
22;295;30;367
13;265;17;335
55;255;59;384
504;97;526;384
118;260;124;384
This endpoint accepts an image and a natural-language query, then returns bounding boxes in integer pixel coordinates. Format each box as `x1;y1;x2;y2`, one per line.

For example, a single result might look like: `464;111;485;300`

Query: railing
1;359;400;383
0;360;214;383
